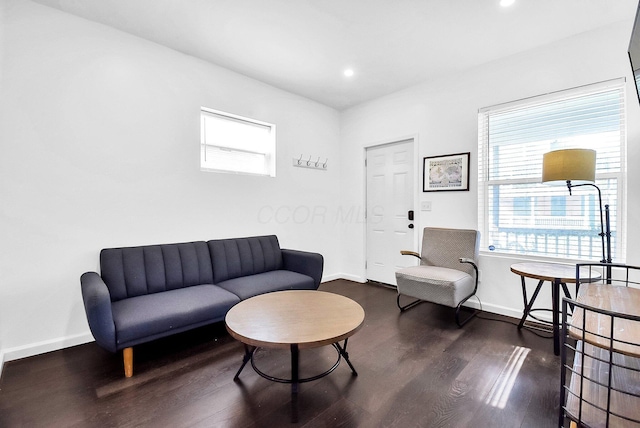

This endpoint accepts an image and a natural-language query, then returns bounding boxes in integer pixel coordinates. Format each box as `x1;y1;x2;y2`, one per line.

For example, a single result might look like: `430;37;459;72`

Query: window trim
200;107;276;177
477;78;627;262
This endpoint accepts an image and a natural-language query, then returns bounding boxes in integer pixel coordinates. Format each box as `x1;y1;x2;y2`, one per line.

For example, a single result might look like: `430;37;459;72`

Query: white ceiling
32;0;639;110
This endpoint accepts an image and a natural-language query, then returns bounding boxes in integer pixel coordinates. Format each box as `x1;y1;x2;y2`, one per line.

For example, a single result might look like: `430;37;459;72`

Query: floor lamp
542;148;612;281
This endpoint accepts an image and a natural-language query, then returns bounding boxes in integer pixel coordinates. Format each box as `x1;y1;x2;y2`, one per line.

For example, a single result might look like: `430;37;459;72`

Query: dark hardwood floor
0;280;560;427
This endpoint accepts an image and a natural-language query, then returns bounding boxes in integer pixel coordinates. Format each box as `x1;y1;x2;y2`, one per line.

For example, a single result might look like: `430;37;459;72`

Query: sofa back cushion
100;241;213;302
208;235;283;284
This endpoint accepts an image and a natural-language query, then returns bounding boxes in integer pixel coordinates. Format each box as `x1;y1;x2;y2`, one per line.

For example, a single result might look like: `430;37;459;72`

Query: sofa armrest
281;249;324;288
80;272;117;353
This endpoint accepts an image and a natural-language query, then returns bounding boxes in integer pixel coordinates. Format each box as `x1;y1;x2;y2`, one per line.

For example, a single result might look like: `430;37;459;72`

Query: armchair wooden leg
123;347;133;378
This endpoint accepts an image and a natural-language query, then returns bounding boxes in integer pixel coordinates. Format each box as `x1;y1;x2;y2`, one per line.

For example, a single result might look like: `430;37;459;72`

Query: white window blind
200;108;276;177
478;79;626;261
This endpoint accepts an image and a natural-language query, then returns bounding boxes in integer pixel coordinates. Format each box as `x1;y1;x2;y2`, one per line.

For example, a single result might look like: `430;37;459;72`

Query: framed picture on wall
423;152;470;192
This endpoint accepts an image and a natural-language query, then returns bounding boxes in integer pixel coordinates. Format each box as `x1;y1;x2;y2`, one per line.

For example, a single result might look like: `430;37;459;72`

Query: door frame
363;134;421;283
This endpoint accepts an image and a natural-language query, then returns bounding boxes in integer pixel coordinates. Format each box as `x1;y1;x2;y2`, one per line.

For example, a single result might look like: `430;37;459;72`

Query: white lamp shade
542;149;596;183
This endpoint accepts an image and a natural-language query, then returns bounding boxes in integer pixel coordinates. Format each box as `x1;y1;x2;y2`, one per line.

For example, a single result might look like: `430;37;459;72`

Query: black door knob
408;224;414;229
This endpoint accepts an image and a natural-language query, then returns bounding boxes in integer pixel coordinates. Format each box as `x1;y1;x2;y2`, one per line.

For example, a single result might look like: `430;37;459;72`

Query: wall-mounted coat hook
292;154;328;171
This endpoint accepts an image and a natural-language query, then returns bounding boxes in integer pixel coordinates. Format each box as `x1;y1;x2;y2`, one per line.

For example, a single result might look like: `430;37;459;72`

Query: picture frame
423;152;470;192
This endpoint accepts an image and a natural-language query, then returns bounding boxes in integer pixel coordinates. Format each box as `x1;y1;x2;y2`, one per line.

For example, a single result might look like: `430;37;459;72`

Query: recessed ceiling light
344;69;354;77
500;0;515;6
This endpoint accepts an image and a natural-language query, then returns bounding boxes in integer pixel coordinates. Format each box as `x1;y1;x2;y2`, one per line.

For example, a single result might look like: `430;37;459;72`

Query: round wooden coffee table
225;290;365;394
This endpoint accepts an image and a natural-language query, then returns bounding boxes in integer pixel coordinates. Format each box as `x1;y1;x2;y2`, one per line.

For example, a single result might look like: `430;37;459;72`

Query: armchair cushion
395;266;474;308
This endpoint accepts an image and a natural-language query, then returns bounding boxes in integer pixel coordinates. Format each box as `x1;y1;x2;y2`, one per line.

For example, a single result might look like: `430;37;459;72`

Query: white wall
0;0;343;364
341;22;640;319
2;0;640;372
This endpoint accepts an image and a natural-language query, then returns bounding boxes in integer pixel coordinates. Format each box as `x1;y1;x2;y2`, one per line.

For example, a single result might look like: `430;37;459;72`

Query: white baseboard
0;349;5;379
463;298;551;323
0;275;357;373
0;332;94;375
0;273;358;375
0;280;543;378
322;273;366;283
0;275;360;375
324;275;546;323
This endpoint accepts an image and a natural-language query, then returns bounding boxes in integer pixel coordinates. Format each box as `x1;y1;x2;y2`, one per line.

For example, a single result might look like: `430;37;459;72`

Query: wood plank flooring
0;280;561;427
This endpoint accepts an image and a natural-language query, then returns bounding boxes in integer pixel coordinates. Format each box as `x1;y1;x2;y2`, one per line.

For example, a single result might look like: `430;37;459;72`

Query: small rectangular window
200;107;276;177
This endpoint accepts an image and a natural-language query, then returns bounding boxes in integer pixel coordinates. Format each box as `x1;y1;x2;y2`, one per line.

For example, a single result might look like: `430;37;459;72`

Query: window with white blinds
200;108;276;177
478;79;626;261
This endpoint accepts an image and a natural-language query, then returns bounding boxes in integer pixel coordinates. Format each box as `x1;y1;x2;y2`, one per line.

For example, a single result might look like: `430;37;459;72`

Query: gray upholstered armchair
395;227;480;326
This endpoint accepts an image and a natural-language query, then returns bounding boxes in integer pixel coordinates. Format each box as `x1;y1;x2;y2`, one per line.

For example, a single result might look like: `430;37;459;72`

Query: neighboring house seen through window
200;107;276;177
478;79;626;261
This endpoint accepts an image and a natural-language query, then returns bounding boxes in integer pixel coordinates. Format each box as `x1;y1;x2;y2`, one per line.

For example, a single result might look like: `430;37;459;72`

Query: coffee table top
225;290;365;350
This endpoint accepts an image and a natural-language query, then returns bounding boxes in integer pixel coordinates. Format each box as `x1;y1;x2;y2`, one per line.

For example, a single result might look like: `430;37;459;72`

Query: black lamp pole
566;180;612;282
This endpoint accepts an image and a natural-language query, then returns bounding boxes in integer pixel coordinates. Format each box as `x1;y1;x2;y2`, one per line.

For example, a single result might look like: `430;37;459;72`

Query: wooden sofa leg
123;347;133;378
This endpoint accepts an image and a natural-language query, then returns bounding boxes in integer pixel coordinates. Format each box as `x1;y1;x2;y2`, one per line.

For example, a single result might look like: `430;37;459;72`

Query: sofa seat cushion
111;284;240;345
216;270;315;300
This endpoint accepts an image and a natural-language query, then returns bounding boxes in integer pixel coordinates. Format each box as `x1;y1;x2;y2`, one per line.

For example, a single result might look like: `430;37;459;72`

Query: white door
365;139;416;285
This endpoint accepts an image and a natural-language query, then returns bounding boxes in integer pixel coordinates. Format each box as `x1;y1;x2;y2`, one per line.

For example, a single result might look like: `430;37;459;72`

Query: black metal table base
233;339;358;422
517;276;573;355
234;339;358;385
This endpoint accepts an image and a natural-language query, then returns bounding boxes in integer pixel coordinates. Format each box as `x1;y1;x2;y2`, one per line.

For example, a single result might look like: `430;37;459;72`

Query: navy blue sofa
80;235;323;377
